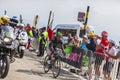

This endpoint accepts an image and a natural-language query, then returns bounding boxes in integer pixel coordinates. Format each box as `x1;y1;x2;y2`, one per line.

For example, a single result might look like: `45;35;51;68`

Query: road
1;50;118;80
1;51;82;80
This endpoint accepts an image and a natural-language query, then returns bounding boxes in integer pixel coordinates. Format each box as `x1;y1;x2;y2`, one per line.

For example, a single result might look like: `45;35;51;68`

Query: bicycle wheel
52;58;61;78
44;55;50;73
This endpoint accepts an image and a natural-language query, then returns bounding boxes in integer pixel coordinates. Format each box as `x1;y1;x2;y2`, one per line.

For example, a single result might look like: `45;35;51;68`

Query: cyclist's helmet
0;15;9;25
56;31;62;37
101;31;108;37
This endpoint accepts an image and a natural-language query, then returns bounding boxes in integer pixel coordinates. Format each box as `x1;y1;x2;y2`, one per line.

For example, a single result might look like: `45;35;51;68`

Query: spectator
68;33;73;43
73;35;80;48
94;31;109;80
103;39;116;80
37;27;48;57
80;35;88;52
104;50;120;80
85;32;96;79
48;26;54;41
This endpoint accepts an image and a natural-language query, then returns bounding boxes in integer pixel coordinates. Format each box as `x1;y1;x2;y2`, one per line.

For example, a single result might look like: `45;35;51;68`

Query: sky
0;0;120;43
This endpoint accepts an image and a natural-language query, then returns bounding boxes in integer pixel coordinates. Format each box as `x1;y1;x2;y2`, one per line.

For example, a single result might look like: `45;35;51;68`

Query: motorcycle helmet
18;23;24;27
22;32;25;36
0;15;9;25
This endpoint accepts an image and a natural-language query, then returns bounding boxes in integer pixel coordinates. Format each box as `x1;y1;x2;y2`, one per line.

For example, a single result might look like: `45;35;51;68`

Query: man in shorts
94;31;109;80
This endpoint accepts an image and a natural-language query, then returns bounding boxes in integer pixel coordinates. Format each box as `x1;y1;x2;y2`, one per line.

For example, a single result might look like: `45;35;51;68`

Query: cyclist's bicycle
44;48;63;78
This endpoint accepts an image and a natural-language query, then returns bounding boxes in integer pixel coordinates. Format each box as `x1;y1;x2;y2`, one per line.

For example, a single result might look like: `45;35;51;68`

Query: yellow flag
33;15;39;28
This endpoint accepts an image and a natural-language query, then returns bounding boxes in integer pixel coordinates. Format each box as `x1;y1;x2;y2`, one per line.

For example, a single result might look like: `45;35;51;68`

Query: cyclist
49;31;65;59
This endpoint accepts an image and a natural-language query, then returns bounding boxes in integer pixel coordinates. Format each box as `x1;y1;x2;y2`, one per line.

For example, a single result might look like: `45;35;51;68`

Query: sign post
84;6;90;35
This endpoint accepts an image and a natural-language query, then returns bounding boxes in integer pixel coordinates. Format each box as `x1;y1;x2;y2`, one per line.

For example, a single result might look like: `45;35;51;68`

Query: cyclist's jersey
49;37;63;49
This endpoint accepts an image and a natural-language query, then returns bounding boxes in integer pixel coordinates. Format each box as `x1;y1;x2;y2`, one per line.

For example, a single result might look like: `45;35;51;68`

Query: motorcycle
17;30;28;58
0;26;16;78
2;26;16;63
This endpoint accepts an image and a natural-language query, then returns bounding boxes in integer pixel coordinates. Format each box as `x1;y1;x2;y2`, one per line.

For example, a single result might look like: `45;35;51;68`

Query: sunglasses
102;35;108;38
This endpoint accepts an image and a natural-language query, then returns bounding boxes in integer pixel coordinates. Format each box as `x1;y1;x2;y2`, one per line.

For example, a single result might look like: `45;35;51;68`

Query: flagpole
47;11;52;30
50;12;54;28
4;10;7;15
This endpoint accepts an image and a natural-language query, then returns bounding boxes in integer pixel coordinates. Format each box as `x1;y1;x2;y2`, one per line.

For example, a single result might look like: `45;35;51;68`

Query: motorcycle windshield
2;26;15;40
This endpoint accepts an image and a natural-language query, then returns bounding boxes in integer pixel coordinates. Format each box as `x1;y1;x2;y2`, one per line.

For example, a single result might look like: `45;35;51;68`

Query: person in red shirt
48;26;54;41
94;31;109;80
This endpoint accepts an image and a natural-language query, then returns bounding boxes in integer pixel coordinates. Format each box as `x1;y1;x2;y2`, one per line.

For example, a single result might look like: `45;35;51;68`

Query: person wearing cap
94;31;109;80
83;32;96;79
80;35;88;52
87;32;96;52
102;39;116;80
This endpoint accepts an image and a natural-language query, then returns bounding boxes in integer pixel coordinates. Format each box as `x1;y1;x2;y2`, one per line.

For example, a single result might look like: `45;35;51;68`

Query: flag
33;15;39;29
50;12;54;28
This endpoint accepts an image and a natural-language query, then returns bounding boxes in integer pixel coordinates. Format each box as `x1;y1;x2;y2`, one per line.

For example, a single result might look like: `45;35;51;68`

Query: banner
60;47;85;68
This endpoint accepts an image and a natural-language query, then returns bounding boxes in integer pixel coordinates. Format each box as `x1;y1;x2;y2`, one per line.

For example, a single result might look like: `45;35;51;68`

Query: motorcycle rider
0;15;9;26
0;15;16;62
17;24;28;43
0;15;9;35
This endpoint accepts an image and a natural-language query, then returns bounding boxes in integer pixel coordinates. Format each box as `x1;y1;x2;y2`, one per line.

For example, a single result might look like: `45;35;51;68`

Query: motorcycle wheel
0;56;10;79
20;50;24;58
